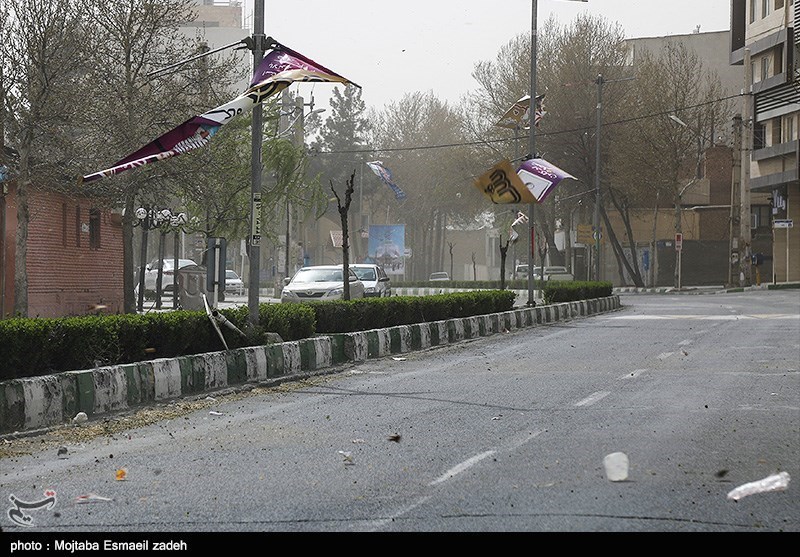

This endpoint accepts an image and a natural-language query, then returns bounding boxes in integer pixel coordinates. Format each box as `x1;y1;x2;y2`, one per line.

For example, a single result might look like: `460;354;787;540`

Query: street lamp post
526;1;539;307
132;207;187;312
247;0;265;327
528;0;589;305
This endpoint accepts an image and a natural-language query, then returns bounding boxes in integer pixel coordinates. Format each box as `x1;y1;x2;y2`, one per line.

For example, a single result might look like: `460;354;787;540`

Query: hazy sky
240;0;731;112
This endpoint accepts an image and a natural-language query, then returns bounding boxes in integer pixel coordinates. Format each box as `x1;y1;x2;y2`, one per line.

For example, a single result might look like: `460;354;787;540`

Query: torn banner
366;161;407;200
495;94;545;130
81;43;358;183
474;157;575;205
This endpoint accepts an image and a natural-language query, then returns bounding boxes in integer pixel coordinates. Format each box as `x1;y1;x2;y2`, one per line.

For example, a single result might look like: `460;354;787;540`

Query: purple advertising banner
81;44;357;183
516;158;576;203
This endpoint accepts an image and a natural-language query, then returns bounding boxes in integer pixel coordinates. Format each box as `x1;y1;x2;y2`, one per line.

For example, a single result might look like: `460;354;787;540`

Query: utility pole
739;48;753;287
526;0;538;307
247;0;265;326
593;74;603;282
729;115;742;287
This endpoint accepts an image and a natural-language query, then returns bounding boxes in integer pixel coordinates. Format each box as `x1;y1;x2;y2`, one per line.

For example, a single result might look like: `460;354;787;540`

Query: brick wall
25;187;124;317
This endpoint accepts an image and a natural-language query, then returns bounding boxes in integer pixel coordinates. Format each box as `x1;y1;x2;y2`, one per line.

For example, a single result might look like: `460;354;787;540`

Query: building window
75;206;81;248
784;114;795;142
771;117;782;145
751;0;756;22
89;208;101;249
751;205;771;228
775;0;784;9
753;121;766;150
762;0;771;16
761;55;770;80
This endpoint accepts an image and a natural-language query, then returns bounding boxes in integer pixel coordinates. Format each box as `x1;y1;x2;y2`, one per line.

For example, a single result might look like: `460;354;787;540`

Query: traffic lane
2;293;797;532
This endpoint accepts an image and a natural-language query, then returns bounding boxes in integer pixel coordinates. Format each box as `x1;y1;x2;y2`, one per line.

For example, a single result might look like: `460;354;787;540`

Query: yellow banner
473;159;536;204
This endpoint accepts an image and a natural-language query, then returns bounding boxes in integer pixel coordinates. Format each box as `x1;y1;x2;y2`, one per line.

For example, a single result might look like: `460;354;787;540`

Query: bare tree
79;0;243;313
608;41;730;286
1;0;94;316
330;172;356;300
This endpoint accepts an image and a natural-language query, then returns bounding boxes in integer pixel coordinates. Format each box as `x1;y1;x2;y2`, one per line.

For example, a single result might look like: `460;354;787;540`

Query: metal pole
173;232;179;309
739;48;752;287
527;0;537;307
594;74;603;282
137;218;148;313
248;1;265;326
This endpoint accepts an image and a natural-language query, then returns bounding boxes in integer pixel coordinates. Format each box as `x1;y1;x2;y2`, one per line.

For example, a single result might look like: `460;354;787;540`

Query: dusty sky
239;0;732;112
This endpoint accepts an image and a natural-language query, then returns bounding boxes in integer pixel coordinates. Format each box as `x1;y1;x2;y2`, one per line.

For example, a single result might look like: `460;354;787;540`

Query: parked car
281;265;365;303
543;266;575;281
137;258;198;297
514;264;541;280
515;265;574;281
429;272;450;282
225;269;245;295
350;264;391;297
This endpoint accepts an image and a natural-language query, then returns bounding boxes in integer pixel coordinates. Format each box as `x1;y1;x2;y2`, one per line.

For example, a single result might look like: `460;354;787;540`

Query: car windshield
226;270;238;279
352;268;376;281
293;268;343;283
150;259;195;270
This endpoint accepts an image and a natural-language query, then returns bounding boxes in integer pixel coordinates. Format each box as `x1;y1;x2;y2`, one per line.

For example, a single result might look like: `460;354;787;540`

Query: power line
314;92;744;156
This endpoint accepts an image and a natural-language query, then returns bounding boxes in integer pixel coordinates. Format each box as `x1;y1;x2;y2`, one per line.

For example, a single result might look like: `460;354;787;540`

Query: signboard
773;219;793;228
675;233;683;252
367;224;405;275
577;224;594;245
250;193;262;246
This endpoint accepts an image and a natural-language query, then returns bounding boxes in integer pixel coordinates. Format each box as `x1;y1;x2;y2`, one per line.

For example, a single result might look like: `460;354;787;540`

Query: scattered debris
603;452;629;482
209;411;224;416
681;349;688;356
338;450;355;465
76;493;113;504
352;438;366;444
72;412;88;426
205;396;217;402
391;357;407;361
727;471;790;501
144;348;156;354
715;469;729;479
57;446;68;459
491;416;502;421
387;434;402;443
115;468;128;481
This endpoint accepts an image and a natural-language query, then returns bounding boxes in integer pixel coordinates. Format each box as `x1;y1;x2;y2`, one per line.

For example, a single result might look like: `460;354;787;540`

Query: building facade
731;0;800;283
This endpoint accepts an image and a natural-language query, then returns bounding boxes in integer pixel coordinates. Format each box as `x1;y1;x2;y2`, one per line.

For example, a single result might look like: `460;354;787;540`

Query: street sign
773;219;793;228
675;233;683;252
577;224;594;244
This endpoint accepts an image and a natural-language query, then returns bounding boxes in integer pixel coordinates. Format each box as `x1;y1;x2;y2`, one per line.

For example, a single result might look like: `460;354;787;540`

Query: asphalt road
2;290;798;536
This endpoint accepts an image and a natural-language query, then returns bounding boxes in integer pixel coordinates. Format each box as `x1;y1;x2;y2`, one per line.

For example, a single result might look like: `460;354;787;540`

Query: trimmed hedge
0;304;316;381
0;286;604;380
542;281;614;304
312;290;517;333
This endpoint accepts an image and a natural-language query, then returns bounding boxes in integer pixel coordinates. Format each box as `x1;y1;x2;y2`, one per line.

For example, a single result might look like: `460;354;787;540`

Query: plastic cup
604;452;629;481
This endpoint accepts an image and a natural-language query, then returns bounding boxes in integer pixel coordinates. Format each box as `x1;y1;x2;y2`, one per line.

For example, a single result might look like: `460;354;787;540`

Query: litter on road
727;471;791;501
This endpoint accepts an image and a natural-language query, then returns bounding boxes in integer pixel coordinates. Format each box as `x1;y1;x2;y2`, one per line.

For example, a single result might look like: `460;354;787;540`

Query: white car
137;258;198;297
429;272;450;282
225;269;245;295
350;264;391;297
281;265;365;303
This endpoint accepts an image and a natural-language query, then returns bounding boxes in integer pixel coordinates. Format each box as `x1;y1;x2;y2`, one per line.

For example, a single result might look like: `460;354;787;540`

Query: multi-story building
731;0;800;283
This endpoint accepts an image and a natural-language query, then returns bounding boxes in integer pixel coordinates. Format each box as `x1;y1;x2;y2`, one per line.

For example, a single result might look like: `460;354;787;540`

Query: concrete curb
0;295;621;435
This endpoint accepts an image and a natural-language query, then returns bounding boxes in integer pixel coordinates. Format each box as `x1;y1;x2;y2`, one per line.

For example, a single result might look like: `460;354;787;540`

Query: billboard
367;225;405;275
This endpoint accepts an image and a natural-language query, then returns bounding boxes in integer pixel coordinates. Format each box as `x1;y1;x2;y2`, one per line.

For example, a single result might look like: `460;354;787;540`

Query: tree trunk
13;177;29;317
122;191;137;314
